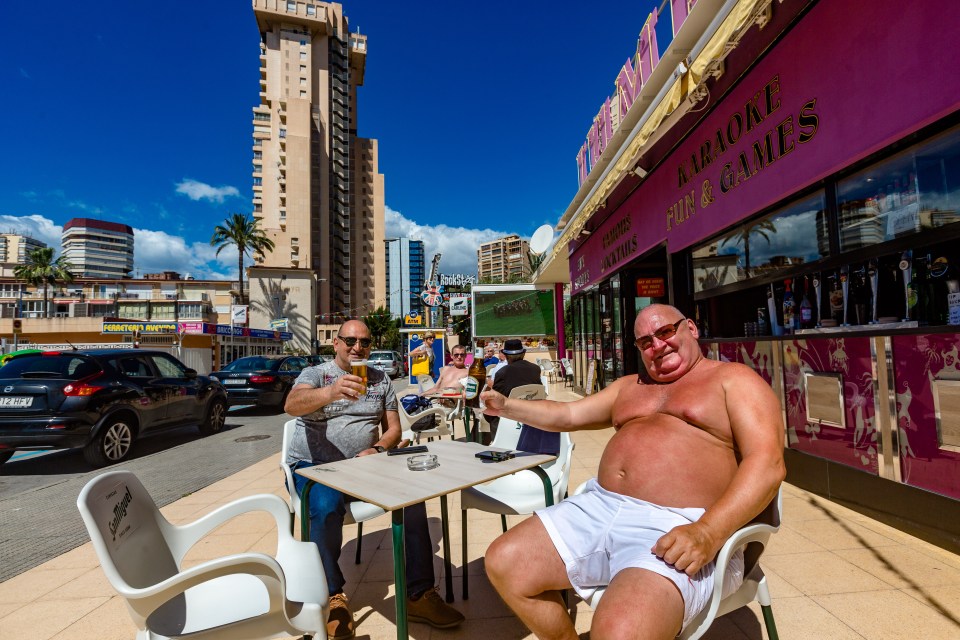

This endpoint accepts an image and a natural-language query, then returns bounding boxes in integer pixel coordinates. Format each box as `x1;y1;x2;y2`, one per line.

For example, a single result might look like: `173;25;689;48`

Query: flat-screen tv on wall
472;284;555;338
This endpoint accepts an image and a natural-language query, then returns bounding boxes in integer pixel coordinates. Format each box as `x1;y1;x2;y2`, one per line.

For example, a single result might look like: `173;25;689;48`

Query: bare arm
356;410;402;457
479;376;627;432
284;375;364;416
654;363;786;574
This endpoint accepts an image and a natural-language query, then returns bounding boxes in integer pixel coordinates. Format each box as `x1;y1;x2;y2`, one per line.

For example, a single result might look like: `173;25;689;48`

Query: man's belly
597;416;738;508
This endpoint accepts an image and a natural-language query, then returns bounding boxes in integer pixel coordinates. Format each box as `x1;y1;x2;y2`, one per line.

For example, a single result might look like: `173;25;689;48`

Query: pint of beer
351;360;368;395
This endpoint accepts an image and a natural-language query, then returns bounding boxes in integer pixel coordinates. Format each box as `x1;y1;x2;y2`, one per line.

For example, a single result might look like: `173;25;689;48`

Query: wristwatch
372;445;386;453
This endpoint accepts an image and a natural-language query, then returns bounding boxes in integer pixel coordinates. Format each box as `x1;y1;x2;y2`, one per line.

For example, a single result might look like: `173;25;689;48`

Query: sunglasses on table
338;336;372;348
634;318;686;350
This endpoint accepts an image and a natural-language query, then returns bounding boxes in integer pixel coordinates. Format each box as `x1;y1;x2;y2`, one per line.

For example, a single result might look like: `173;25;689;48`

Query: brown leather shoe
327;592;356;639
407;587;465;629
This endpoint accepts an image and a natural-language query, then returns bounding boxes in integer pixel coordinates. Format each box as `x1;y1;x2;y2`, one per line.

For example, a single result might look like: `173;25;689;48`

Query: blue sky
1;1;663;278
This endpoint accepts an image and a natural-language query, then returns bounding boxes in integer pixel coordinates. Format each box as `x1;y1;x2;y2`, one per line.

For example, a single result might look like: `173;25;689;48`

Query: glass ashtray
407;454;439;471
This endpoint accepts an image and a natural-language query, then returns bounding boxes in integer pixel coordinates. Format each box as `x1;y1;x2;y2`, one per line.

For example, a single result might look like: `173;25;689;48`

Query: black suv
0;349;228;467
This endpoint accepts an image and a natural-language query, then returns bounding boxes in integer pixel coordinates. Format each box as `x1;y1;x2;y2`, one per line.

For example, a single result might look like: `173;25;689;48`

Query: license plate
0;396;33;408
224;379;246;385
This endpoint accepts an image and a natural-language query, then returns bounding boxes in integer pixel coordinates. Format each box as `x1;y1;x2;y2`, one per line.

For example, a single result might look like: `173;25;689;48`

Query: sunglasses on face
338;335;372;348
452;352;466;358
635;318;686;350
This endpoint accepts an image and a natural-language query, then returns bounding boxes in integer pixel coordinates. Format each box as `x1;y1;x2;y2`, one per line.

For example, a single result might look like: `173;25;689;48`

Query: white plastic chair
560;357;574;386
540;359;557;384
416;374;435;394
77;470;327;640
397;398;452;443
281;419;386;564
572;484;783;640
460;388;573;599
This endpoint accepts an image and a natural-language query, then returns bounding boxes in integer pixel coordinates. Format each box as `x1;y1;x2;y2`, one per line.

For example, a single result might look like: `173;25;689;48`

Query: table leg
527;466;554;507
440;495;454;603
300;480;315;541
392;509;408;640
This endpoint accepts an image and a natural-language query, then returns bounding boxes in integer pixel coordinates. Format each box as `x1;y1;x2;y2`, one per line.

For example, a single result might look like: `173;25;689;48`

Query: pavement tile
0;567;89;604
48;597;136;640
761;551;895;595
791;516;902;551
901;584;960;626
45;567;117;600
0;596;109;640
741;597;863;639
814;589;960;640
834;545;960;589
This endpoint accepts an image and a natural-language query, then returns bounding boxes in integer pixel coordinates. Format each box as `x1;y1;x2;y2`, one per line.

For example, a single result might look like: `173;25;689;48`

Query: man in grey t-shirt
285;320;463;639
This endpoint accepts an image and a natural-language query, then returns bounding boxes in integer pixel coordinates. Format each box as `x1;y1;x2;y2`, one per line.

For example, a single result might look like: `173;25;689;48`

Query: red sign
636;277;665;297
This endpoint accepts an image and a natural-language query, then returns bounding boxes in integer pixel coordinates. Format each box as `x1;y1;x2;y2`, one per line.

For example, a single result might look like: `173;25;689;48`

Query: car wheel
84;417;135;467
0;451;13;465
200;398;228;436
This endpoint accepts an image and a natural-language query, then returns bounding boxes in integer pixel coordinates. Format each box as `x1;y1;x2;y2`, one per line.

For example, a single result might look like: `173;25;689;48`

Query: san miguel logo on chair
107;486;134;541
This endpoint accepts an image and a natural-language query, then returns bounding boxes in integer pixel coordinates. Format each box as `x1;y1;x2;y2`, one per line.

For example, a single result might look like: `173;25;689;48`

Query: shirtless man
420;344;470;397
481;304;785;639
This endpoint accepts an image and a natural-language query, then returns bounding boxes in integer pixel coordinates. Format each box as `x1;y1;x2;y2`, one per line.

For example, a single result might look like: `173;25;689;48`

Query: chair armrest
118;552;289;628
167;494;293;563
695;522;776;628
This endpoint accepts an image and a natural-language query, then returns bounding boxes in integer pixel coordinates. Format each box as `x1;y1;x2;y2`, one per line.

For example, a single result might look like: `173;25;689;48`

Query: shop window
838;125;960;251
692;190;828;293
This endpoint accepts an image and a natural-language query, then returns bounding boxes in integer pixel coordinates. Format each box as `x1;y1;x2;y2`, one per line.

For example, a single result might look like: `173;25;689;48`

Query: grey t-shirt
285;360;398;465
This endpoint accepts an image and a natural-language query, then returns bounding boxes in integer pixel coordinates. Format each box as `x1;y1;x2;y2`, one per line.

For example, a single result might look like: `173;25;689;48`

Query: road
0;378;415;582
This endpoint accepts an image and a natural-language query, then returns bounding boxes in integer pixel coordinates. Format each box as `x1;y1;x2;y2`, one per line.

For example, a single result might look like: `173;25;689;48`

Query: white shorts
536;478;744;632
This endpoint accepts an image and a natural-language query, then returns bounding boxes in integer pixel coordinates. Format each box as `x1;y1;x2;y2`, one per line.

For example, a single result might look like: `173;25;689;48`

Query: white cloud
175;179;241;203
0;214;63;249
384;205;517;277
133;228;235;280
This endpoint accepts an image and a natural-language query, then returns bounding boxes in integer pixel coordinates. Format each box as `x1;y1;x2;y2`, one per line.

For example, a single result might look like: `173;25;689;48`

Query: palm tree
210;213;275;304
363;306;395;348
721;219;777;278
14;247;76;318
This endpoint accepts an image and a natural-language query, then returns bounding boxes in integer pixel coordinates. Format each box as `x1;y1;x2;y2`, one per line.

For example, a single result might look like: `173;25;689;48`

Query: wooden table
295;440;556;640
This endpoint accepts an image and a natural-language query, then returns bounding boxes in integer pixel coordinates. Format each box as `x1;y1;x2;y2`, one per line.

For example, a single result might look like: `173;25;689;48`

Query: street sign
449;295;469;316
231;305;248;325
12;319;22;335
269;318;288;330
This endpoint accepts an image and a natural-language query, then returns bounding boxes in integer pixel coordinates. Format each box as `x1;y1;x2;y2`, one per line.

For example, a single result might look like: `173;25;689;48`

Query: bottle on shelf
782;279;795;335
799;277;813;329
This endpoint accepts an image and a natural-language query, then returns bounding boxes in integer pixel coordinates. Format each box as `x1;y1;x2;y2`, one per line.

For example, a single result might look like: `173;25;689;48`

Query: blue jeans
290;460;435;596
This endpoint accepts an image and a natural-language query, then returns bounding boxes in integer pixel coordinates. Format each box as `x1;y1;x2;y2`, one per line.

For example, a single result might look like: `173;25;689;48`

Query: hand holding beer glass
350;360;368;396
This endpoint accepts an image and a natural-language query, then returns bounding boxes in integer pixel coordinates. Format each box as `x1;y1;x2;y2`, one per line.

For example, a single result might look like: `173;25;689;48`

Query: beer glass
351;360;368;395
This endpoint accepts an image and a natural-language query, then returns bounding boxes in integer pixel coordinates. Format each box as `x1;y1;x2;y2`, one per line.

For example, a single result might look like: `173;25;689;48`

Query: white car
368;350;403;378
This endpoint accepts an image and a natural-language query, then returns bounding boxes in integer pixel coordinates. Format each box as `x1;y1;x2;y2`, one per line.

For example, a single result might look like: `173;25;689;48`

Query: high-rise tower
250;1;384;351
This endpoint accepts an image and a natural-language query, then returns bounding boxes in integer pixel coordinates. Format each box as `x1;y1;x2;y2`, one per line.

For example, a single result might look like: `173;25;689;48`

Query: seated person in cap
482;338;543;441
479;304;784;639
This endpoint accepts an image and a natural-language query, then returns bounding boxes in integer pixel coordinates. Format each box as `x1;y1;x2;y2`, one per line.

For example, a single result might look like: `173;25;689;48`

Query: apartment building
477;234;531;282
248;0;385;353
0;233;48;276
61;218;134;279
384;237;425;319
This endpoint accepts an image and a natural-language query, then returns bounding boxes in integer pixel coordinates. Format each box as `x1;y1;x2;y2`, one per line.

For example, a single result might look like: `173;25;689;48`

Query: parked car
368;350;404;379
304;354;333;366
209;355;308;409
0;349;228;467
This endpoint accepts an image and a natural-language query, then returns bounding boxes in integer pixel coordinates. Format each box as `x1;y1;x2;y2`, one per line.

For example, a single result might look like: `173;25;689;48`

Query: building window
300;64;306;72
300;77;306;85
306;5;315;16
300;90;307;97
279;128;286;138
300;51;307;60
300;39;307;46
253;178;262;186
253;164;262;173
287;1;296;11
253;151;262;160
